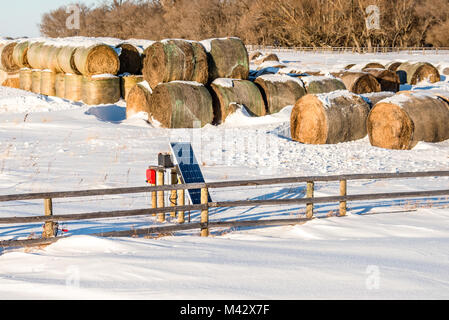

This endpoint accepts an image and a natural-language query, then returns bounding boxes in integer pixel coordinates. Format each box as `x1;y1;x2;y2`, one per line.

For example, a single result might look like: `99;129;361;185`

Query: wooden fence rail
1;170;448;248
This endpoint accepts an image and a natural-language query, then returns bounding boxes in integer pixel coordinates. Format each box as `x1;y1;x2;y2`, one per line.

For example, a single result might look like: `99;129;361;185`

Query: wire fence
246;45;449;55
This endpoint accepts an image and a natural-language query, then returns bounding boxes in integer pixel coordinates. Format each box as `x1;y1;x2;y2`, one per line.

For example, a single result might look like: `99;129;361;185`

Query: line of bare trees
39;0;449;48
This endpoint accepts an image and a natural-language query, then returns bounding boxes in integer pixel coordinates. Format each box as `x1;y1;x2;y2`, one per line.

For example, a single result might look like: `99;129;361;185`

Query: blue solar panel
170;142;212;205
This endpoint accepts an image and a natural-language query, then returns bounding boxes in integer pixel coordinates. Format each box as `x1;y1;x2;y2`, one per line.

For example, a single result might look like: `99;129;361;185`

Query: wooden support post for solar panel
339;180;347;216
151;182;157;215
177;176;185;224
306;181;314;219
157;169;165;223
170;169;177;218
42;198;56;238
200;187;209;237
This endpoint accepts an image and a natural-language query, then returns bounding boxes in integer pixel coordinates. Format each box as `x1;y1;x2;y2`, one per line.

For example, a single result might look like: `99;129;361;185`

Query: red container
146;169;156;184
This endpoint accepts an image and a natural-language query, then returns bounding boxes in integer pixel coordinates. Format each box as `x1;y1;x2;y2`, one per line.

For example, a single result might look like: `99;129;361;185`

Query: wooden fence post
339;180;347;216
170;169;178;218
157;169;165;223
42;198;56;238
178;176;185;224
306;181;314;219
200;187;209;237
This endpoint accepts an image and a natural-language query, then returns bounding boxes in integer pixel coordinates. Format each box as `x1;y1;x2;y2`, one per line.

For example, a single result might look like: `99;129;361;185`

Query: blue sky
1;0;95;38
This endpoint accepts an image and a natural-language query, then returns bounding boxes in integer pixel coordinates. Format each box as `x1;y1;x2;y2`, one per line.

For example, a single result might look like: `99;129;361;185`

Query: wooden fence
1;170;449;248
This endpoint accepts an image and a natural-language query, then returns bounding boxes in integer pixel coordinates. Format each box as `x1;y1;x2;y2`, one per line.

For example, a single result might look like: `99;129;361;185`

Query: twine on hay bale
126;81;152;119
396;62;440;85
12;41;31;69
64;73;83;101
74;44;120;76
0;42;20;73
367;92;449;150
31;70;42;94
117;43;142;75
291;91;370;144
120;74;144;101
40;70;56;96
203;37;249;83
210;78;266;124
143;39;208;89
301;76;346;94
363;68;400;92
337;72;381;94
148;81;213;128
55;73;65;98
19;68;32;91
254;74;306;114
57;46;80;74
81;75;121;105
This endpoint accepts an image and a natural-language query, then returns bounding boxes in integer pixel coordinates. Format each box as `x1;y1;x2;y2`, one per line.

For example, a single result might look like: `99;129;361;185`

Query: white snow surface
0;50;448;299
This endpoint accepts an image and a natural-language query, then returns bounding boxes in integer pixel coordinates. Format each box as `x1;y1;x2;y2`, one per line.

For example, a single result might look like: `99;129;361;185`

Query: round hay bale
19;68;32;91
254;53;280;66
344;63;356;70
149;81;213;128
37;44;53;71
46;46;63;73
367;92;449;150
64;74;83;101
301;76;346;94
27;42;45;70
396;62;440;85
338;72;381;94
363;68;400;92
441;67;449;76
361;62;385;70
57;46;80;74
0;42;20;72
81;75;121;105
210;78;266;124
191;42;209;85
12;41;31;68
249;51;263;61
126;81;152;119
142;40;205;88
55;73;65;98
291;91;370;144
117;43;142;75
31;70;42;94
385;61;402;72
254;74;306;114
203;37;249;82
120;74;144;101
74;44;120;76
40;70;56;96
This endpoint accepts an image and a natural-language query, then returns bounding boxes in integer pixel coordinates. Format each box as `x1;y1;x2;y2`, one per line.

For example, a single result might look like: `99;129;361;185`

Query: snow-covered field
0;51;448;299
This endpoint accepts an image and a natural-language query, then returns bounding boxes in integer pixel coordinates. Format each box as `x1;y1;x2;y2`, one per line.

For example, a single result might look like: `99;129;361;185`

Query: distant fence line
246;45;449;54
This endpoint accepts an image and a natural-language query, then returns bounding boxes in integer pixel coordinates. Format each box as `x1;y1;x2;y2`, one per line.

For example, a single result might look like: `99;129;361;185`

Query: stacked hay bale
148;81;214;128
82;74;121;105
0;41;21;88
209;78;266;124
254;74;306;114
120;74;144;101
367;91;449;150
291;91;371;144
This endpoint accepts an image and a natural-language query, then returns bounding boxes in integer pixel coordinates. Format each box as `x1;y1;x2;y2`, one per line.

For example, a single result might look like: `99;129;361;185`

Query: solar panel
170;142;212;205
